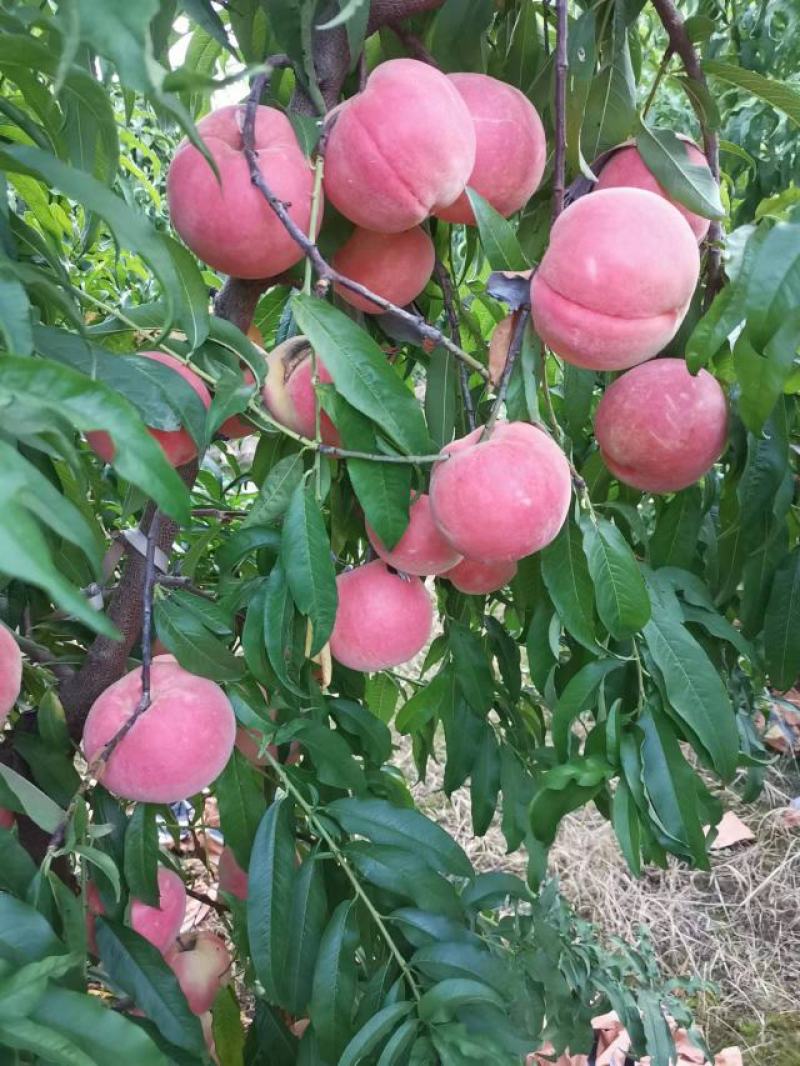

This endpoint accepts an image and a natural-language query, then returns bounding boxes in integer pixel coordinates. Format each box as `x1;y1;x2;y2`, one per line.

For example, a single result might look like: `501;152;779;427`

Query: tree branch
434;260;477;431
553;0;568;219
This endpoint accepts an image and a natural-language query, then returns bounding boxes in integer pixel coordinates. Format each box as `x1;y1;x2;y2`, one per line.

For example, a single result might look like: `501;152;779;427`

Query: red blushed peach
86;866;185;955
0;808;14;830
531;189;700;371
218;846;248;901
167;104;320;279
0;624;22;726
332;227;435;314
596;141;713;241
218;368;256;440
429;422;571;563
166;932;231;1015
594;357;728;493
436;74;546;224
366;494;462;576
324;59;476;232
86;351;211;467
262;336;339;446
329;561;433;672
82;656;236;804
442;557;518;595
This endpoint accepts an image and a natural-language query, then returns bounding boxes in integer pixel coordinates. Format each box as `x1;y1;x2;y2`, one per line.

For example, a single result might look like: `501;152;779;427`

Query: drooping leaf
310;900;359;1062
581;518;650;639
763;548;800;691
465;189;529;271
636;122;724;220
247;798;296;1006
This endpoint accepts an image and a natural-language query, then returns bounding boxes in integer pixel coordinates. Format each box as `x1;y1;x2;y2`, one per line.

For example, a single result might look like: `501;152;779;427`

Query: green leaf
418;978;504;1023
293;722;367;793
263;561;305;696
425;347;458;450
552;659;625;762
376;1019;418;1066
327;797;473;878
449;624;493;714
541;518;597;651
430;0;494;72
395;668;454;734
0;825;36;897
362;674;402;725
215;750;266;869
339;1002;415;1066
566;10;598;179
636;122;724;220
0;953;76;1020
155;596;244;682
470;725;500;836
611;778;642;876
763;548;800;690
582;518;650;639
211;985;246;1066
0;893;67;967
284;856;328;1015
704;60;800;126
247;798;296;1006
0;1018;96;1066
95;919;205;1053
329;698;393;765
310;901;359;1062
528;757;613;846
411;941;509;995
281;480;338;655
244;452;305;529
650;488;703;570
583;0;637;157
734;318;800;434
291;296;435;456
0;764;65;834
123;804;159;908
465;189;529;271
0;267;32;354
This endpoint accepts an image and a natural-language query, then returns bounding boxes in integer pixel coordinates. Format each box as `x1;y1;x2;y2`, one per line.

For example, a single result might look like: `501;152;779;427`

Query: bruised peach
333;227;435;314
436;74;546;224
218;846;248;901
594;357;727;493
531;189;700;370
443;557;518;594
87;351;211;467
330;561;433;672
429;422;571;562
166;931;231;1015
261;336;339;446
366;494;462;576
324;59;476;232
82;656;236;803
0;623;22;725
167;104;319;279
596;141;713;240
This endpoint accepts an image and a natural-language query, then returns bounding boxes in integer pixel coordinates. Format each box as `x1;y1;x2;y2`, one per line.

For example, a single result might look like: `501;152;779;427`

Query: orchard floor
396;740;800;1066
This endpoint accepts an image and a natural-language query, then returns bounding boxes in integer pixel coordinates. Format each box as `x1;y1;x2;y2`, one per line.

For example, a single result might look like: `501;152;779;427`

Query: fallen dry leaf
762;691;800;754
708;811;756;850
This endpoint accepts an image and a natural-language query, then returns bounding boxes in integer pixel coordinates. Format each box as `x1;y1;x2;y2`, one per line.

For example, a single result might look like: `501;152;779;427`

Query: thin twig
553;0;568;219
186;886;230;915
434;260;477;431
240;80;489;381
482;310;530;440
642;45;674;118
12;633;74;681
319;444;447;464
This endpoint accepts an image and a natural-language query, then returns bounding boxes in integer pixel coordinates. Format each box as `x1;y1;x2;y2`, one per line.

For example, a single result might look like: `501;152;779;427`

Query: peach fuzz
333;227;435;314
87;351;211;467
166;931;231;1015
531;188;700;371
429;422;571;563
0;623;22;725
329;561;433;672
218;846;248;901
167;104;319;279
436;73;546;224
443;557;518;595
366;494;462;576
82;655;236;803
261;336;339;446
0;808;14;830
596;141;712;240
594;358;728;493
324;59;476;232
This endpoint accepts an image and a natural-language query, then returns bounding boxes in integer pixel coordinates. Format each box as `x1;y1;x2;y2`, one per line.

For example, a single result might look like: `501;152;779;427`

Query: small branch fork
434;259;477;431
242;77;489;383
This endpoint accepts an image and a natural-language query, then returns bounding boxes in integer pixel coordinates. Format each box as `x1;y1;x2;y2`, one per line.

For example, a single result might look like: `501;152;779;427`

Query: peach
218;368;257;440
436;74;546;224
167;104;319;279
166;931;231;1015
0;623;22;725
333;227;435;313
324;59;476;232
87;351;211;467
329;561;433;672
595;141;712;240
442;557;517;594
82;655;236;803
531;189;700;371
87;865;186;955
594;357;728;493
429;422;571;562
366;494;462;576
261;336;339;446
0;808;14;830
218;846;248;901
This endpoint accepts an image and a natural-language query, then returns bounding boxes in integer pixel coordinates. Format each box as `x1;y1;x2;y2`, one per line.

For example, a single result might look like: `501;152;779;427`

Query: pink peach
594;357;728;493
166;931;231;1015
129;866;187;953
0;624;22;725
596;141;713;240
261;337;339;446
0;808;14;830
218;846;248;901
82;655;236;803
87;351;211;467
324;59;476;232
167;105;319;279
443;557;518;594
329;561;433;672
436;73;546;224
366;494;462;576
531;189;700;370
333;226;435;314
429;422;571;562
